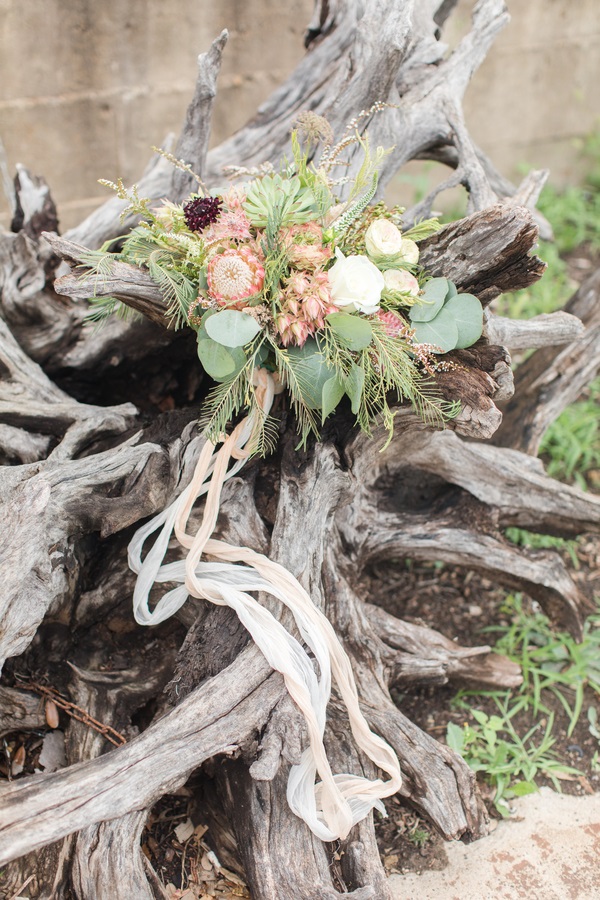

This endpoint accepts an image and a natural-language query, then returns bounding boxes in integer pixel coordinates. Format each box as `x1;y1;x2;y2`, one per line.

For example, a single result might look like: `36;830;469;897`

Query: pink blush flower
277;269;337;347
282;222;332;270
207;247;265;308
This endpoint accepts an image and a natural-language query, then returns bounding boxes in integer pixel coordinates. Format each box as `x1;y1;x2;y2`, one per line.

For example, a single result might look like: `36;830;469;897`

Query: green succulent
243;174;318;227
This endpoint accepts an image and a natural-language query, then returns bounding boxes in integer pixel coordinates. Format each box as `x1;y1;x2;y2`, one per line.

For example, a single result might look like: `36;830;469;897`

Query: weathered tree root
1;2;598;897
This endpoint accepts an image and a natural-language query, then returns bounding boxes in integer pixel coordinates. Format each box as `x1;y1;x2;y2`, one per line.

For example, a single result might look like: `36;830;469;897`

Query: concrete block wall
1;0;599;231
0;0;313;229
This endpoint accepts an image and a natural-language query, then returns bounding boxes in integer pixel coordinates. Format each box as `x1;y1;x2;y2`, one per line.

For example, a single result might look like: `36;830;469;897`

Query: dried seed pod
11;743;26;776
45;699;59;729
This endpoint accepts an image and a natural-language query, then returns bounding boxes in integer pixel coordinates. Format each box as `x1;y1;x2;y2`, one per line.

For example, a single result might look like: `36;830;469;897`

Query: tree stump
1;2;599;898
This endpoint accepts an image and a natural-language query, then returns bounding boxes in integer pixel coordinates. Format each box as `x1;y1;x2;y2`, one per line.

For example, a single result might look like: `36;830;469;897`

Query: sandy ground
389;788;600;900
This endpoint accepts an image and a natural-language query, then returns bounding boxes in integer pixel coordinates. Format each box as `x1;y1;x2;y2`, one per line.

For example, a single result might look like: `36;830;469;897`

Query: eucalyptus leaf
411;307;459;353
204;309;262;348
409;277;448;322
197;336;237;378
213;346;247;383
445;280;458;300
443;292;483;349
255;342;269;366
344;363;365;414
287;340;333;409
321;376;346;422
326;312;373;350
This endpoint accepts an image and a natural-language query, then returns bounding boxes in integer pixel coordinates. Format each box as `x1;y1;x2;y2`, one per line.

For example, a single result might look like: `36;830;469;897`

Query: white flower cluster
327;219;420;314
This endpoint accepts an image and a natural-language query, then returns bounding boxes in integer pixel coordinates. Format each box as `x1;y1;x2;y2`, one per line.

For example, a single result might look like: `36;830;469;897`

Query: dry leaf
11;744;26;776
174;817;195;843
37;730;66;773
200;852;214;872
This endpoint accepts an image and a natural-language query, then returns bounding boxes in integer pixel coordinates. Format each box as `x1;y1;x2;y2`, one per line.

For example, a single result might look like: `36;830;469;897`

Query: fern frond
270;342;323;447
77;248;120;277
146;254;197;327
84;295;142;326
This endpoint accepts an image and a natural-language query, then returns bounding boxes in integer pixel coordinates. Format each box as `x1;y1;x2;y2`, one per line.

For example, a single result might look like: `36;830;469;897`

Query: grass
446;131;600;816
448;595;600;816
538;378;600;491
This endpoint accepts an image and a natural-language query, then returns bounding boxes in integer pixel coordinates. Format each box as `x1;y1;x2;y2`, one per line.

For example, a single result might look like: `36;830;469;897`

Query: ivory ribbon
129;368;401;841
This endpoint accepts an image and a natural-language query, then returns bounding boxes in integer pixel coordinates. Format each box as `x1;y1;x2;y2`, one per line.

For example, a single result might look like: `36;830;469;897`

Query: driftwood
1;2;599;898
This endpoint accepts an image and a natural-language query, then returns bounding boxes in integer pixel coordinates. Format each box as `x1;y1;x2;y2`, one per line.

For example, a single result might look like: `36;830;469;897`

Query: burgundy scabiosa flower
183;196;223;232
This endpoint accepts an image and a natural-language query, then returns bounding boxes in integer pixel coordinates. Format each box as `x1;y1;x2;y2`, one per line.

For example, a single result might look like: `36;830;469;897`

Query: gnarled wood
0;2;597;898
495;267;600;454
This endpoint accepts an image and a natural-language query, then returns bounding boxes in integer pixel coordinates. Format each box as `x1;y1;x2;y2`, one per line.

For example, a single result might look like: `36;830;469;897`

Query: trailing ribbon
129;368;401;841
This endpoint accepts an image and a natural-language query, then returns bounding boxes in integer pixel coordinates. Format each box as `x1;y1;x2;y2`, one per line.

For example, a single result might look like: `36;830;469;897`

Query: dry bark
0;2;598;899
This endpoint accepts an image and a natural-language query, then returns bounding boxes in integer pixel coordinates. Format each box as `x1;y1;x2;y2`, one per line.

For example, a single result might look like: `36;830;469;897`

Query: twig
14;680;127;747
8;873;36;900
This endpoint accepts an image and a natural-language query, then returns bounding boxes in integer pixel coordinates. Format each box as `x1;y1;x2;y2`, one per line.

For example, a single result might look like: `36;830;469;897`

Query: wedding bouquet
88;111;483;454
84;111;486;844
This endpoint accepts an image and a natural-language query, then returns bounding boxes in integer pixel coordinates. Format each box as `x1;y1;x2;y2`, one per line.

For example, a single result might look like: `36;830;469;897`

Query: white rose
364;219;403;259
397;238;419;266
328;248;384;314
383;269;420;296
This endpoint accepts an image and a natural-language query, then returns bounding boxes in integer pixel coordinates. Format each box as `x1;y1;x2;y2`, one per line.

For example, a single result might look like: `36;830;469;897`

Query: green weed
504;527;581;567
538;378;600;490
448;594;600;815
446;702;578;817
405;824;431;848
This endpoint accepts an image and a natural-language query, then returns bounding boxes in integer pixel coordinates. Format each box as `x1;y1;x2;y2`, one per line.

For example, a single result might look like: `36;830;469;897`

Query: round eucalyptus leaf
287;340;333;409
326;312;373;350
212;346;247;383
411;307;459;353
409;277;448;323
443;292;483;349
197;336;237;378
445;280;458;300
204;309;262;348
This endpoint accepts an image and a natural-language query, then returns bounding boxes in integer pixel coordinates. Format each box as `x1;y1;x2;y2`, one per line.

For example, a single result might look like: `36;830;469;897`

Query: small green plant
504;527;581;567
448;595;600;815
447;702;578;817
538;378;600;490
488;595;600;736
406;824;431;848
588;705;600;743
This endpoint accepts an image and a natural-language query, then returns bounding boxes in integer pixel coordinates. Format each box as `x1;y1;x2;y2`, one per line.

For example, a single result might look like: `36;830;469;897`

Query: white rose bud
397;238;419;266
364;219;403;260
383;269;420;296
328;248;384;315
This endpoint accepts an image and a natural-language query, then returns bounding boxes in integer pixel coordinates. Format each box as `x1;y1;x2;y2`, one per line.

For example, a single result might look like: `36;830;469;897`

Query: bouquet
84;111;486;844
88;111;484;454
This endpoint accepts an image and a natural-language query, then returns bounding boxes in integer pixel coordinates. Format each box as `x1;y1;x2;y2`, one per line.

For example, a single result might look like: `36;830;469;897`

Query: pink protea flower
207;247;265;308
281;222;332;271
277;269;337;346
